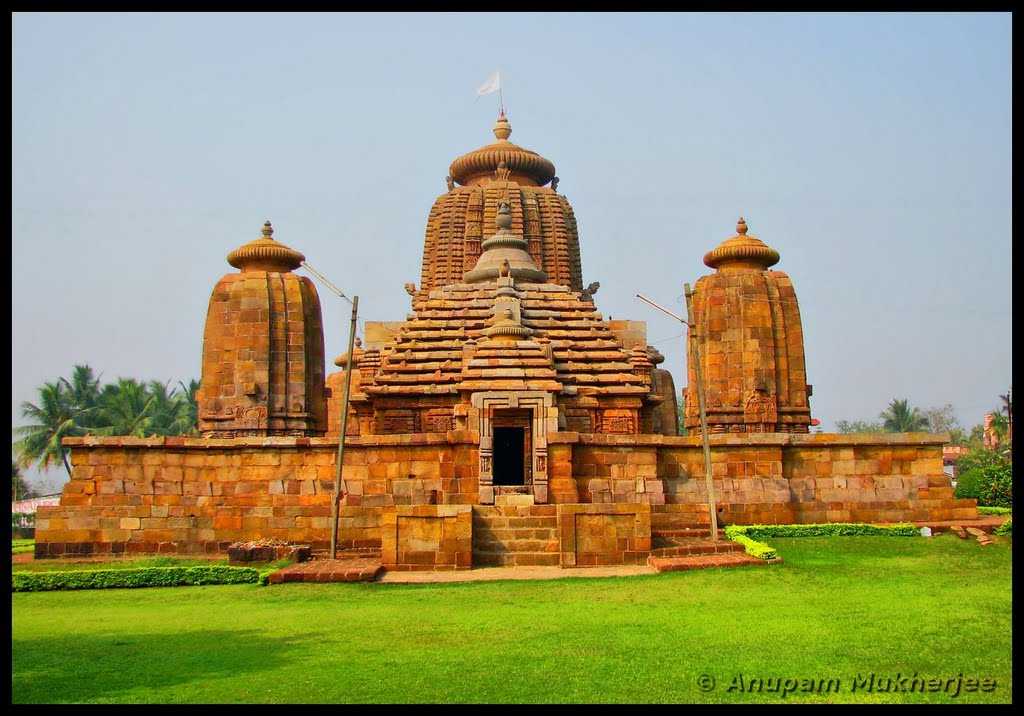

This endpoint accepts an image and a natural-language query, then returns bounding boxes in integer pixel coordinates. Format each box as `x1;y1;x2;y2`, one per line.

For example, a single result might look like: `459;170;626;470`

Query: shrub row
993;519;1012;537
12;566;260;592
723;529;778;560
977;506;1012;516
724;522;920;560
954;449;1012;508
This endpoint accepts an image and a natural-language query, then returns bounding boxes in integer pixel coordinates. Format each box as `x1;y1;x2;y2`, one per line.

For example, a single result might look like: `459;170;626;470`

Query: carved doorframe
471;391;555;504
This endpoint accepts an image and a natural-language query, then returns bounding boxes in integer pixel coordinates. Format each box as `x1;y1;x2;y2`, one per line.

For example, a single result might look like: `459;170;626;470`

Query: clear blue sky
13;12;1012;492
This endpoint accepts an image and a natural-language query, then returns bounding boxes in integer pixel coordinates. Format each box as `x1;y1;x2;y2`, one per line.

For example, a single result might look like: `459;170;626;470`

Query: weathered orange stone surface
685;218;811;434
197;222;326;437
36;114;976;566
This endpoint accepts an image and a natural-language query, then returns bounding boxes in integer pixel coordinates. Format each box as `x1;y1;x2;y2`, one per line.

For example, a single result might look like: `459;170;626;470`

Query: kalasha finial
737;217;748;235
262;220;274;239
495;202;512;230
493;112;511;141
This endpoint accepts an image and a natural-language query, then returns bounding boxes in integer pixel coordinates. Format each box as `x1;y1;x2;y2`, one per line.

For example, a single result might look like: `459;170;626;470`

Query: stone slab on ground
267;558;383;584
379;564;657;583
913;516;1005;534
649;553;781;572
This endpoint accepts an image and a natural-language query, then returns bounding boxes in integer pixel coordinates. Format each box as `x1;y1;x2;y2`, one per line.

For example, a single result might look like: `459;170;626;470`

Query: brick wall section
552;431;977;525
380;505;473;571
557;503;652;567
36;433;478;558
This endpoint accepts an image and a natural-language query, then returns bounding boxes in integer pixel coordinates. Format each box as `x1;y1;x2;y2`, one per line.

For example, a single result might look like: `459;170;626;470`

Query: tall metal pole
635;290;720;541
684;283;719;541
330;295;359;559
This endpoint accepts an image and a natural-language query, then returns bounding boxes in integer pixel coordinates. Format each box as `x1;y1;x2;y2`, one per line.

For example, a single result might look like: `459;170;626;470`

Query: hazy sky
12;12;1012;492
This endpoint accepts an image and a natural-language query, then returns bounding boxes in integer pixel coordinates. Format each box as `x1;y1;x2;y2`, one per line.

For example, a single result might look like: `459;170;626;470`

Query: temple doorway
492;427;525;485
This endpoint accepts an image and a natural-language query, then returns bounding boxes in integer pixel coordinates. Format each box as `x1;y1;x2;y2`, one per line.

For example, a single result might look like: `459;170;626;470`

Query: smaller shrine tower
685;218;812;434
197;221;327;437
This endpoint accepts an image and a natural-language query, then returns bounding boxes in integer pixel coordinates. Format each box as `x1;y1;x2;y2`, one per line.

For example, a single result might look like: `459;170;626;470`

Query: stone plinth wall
381;505;472;571
556;432;977;525
36;431;975;560
36;433;478;558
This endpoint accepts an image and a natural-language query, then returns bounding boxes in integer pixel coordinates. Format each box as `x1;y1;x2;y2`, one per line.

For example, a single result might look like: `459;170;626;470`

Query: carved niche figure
744;387;778;433
404;282;417;296
551;176;559;193
445;175;455;192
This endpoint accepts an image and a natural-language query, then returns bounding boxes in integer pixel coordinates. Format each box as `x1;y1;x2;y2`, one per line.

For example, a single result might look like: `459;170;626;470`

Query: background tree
176;379;200;436
880;398;929;433
11;460;36;501
60;363;103;431
676;393;688;436
835;419;884;434
13;381;85;477
94;378;157;437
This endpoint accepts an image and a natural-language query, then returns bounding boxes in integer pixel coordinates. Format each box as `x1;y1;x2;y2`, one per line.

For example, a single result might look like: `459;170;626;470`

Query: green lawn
12;539;34;555
12;535;1012;704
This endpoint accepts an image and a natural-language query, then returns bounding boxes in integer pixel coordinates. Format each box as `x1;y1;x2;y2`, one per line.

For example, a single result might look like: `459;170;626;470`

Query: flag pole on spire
476;70;503;115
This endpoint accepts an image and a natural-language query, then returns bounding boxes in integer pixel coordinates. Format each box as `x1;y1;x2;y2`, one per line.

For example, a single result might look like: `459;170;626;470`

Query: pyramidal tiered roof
363;282;647;397
363;198;646;398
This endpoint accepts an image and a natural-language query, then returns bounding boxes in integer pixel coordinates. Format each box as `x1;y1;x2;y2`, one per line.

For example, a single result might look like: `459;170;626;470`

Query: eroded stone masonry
36;113;977;567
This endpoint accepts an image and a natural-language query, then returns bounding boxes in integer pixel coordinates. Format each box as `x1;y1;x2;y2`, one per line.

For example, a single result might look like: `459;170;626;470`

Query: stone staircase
650;530;745;559
472;504;561;567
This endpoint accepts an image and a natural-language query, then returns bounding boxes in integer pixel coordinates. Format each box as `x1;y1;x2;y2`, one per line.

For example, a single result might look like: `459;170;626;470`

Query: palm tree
59;364;101;413
146;380;184;436
879;398;929;433
13;381;85;478
175;379;200;435
95;378;157;437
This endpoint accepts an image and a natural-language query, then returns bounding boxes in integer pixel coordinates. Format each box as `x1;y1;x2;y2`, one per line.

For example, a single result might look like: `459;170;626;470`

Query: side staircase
472;504;561;567
649;512;774;571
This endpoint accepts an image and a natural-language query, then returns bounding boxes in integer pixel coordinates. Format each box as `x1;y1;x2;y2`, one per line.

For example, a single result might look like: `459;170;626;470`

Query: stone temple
36;113;978;568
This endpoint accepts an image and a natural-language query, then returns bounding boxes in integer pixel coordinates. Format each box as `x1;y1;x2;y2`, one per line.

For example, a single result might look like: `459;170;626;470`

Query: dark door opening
492;427;526;485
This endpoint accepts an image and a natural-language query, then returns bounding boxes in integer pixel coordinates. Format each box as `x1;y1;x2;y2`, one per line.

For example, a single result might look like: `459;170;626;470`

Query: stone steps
653;528;724;540
472;551;561;567
473;538;559;553
268;558;383;583
649;552;780;572
472;506;560;568
650;540;744;558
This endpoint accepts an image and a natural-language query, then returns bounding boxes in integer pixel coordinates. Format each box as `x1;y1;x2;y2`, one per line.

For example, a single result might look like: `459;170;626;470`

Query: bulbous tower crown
449;112;557;187
703;217;781;271
227;221;305;272
419;113;583;292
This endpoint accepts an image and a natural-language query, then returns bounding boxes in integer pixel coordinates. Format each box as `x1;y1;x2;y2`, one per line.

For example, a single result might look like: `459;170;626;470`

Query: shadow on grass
12;628;312;703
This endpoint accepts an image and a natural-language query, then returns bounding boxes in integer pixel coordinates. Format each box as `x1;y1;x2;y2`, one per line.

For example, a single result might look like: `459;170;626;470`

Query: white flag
476;71;500;96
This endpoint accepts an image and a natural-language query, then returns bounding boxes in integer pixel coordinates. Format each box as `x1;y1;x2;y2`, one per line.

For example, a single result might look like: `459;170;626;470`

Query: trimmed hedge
724;530;777;560
993;518;1012;537
12;566;260;592
977;506;1012;516
724;522;920;560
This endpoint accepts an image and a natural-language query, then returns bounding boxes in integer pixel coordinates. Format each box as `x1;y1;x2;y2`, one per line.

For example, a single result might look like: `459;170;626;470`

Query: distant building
11;494;60;515
942;445;969;479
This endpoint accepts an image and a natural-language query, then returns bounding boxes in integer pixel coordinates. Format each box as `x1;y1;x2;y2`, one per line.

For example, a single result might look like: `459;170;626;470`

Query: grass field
11;534;1012;704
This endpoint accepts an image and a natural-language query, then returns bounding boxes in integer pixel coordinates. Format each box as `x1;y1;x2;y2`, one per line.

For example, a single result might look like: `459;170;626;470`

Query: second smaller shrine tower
685;218;812;434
